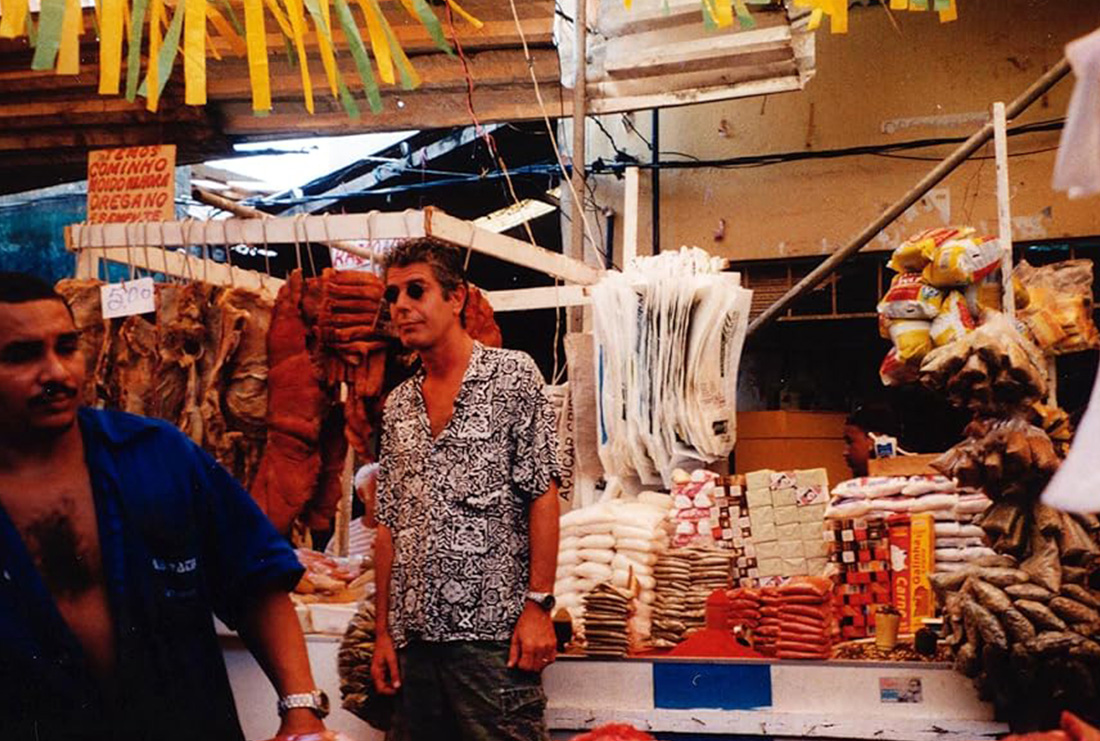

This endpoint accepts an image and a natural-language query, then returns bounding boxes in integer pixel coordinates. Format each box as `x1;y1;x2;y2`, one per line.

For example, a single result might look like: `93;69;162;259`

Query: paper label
879;677;923;703
101;277;156;319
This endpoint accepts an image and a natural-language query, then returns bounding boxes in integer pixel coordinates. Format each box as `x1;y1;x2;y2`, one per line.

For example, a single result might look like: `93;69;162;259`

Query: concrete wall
572;0;1100;264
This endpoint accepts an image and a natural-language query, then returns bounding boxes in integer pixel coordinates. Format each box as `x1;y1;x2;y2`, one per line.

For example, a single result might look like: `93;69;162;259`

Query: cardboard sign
100;277;156;319
87;145;176;224
329;239;400;273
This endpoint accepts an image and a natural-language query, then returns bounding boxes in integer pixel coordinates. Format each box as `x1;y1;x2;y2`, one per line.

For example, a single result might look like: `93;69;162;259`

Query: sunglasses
383;283;426;303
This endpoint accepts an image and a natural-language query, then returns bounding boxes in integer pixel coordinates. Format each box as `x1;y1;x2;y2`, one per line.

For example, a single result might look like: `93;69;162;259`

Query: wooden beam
605;24;793;78
484;284;590;312
473;198;557;234
66;209;602;285
588;74;803;115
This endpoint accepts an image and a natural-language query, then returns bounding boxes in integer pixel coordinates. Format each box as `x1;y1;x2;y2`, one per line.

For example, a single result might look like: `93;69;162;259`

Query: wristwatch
526;590;556;611
277;689;330;719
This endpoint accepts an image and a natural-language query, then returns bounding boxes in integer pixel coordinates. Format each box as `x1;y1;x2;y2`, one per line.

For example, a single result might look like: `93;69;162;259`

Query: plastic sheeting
591;247;752;487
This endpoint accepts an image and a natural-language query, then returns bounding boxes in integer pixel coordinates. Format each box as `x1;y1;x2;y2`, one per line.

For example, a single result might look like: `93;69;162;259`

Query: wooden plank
484;284;590;312
205;47;560;100
590;60;797;100
70;244;284;295
605;24;793;77
599;0;790;36
427;210;602;285
473;198;557;234
867;454;942;477
588;74;803;115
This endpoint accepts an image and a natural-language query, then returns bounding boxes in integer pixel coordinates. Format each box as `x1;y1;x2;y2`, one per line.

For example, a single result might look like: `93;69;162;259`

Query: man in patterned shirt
371;240;561;741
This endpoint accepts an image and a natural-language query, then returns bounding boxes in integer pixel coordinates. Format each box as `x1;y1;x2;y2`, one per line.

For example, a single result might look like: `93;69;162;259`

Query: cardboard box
735;412;849;486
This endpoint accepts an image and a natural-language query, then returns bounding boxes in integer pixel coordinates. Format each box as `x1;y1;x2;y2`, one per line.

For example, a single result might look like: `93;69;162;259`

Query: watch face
316;689;331;717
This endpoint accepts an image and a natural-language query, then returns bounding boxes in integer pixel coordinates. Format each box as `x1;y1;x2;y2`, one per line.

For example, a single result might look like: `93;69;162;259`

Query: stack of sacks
878;227;1001;386
670;469;720;548
583;583;632;658
651;550;692;648
726;587;762;633
610;497;671;653
826;518;893;640
775;576;837;660
684;549;737;634
932;519;990;573
556;503;619;634
756;586;781;655
826;475;993;522
745;468;830;580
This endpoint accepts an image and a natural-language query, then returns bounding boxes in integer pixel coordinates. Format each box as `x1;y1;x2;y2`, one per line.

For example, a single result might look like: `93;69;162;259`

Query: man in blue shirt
0;272;330;740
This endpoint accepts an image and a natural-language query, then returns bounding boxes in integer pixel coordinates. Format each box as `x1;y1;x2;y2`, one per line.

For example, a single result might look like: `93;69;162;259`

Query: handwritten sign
87;145;176;224
100;277;156;319
329;239;401;273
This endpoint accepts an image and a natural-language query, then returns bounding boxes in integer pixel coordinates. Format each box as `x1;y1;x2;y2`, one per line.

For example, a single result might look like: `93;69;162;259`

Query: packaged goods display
827;518;893;640
743;468;830;580
1014;260;1099;355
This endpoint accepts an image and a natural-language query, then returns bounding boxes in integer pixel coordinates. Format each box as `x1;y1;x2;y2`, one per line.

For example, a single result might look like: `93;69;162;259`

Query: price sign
100;277;156;319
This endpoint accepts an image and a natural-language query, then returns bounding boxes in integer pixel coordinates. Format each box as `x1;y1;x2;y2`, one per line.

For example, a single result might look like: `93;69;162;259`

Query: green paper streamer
910;0;928;8
333;0;382;113
700;0;718;30
733;0;754;27
372;0;416;90
26;11;38;48
219;0;245;36
336;72;361;119
125;0;149;101
408;0;452;56
137;0;186;100
31;0;67;71
932;0;949;9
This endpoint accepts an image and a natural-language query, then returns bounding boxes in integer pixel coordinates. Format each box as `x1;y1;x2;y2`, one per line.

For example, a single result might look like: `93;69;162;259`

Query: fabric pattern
377;343;560;647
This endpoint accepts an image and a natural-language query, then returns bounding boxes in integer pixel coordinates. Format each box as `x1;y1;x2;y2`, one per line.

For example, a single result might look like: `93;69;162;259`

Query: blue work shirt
0;408;304;741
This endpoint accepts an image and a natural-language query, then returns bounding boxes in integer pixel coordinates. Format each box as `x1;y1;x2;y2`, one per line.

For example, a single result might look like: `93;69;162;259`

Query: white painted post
623;166;640;270
992;102;1016;319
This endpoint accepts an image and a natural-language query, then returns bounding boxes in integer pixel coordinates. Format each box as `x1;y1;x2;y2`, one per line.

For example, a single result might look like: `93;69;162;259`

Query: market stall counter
220;629;1006;741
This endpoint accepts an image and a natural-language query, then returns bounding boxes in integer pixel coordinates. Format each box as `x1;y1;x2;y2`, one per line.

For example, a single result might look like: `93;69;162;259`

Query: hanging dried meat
55;279;108;403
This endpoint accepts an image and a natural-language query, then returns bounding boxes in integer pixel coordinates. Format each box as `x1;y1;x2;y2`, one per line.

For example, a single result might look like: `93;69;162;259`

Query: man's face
0;299;84;440
384;263;465;351
843;424;873;478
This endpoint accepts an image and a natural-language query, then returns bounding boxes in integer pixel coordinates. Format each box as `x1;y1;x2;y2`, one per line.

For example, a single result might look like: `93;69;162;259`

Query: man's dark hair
381;239;466;299
0;271;70;309
846;402;901;438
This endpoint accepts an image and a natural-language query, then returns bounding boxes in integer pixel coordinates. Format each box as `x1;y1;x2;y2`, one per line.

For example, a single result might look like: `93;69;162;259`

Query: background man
325;463;379;559
0;272;329;740
370;241;561;741
843;402;903;477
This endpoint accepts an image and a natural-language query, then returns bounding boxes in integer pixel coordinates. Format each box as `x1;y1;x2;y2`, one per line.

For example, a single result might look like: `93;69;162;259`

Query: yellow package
888;226;976;273
930;291;976;346
1015;259;1100;355
908;513;935;632
888;319;933;362
923;237;1001;288
878;273;944;320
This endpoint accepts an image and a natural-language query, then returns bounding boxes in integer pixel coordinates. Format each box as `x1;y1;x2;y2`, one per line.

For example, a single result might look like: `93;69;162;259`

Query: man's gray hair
381;239;466;298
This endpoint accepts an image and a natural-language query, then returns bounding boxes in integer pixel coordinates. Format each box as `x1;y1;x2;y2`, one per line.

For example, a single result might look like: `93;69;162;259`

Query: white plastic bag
1053;27;1100;198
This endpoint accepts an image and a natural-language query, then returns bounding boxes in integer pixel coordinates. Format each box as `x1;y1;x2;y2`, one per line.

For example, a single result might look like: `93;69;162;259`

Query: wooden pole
747;58;1070;338
623;166;640;269
569;0;588;330
992;102;1016;320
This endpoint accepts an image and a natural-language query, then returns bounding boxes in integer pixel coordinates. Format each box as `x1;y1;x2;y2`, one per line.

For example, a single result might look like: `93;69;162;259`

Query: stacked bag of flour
878;226;1002;387
933;489;997;572
555;495;672;652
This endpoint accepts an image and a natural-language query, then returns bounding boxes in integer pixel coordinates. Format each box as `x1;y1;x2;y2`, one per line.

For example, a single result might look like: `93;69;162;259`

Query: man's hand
371;631;401;695
508;602;556;673
1003;712;1100;741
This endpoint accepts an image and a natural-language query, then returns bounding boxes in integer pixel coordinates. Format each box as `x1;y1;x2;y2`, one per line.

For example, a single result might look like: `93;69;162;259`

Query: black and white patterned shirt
376;342;560;647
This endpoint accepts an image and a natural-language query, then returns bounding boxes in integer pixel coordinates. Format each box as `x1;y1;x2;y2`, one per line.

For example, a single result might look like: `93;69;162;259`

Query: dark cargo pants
395;640;549;741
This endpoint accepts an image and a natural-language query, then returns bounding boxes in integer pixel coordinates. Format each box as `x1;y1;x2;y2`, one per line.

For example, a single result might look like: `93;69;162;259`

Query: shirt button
2;570;10;581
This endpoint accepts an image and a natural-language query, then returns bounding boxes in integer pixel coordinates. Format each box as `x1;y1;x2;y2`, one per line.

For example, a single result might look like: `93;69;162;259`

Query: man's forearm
375;524;394;634
236;588;318;696
528;482;560;593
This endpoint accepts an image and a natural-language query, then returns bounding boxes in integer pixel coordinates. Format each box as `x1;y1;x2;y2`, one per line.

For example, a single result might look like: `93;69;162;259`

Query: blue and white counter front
221;635;1008;741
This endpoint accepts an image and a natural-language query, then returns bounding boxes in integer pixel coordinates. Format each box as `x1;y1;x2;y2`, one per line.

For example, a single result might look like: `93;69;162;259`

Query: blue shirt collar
78;407;164;447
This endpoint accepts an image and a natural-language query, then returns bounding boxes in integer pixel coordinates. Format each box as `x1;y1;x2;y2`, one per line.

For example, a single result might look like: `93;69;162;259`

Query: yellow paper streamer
715;0;733;28
806;6;822;30
56;0;82;74
98;0;123;92
444;0;482;29
285;0;314;112
146;0;161;110
184;0;207;104
0;0;29;39
831;0;847;32
316;0;339;97
206;4;247;55
263;0;293;38
243;0;271;111
889;0;907;8
939;0;957;22
358;0;394;85
206;28;221;60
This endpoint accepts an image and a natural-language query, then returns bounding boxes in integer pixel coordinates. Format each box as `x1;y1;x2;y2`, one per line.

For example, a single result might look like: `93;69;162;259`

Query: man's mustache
30;383;78;406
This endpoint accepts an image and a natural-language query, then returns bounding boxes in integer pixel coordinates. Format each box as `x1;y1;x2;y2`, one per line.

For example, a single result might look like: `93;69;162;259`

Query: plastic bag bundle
878;273;944;320
888;226;977;273
591;247;752;486
1014;259;1100;355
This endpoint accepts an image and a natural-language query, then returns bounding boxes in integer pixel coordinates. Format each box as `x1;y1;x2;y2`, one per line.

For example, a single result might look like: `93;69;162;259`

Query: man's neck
420;328;474;381
0;423;83;474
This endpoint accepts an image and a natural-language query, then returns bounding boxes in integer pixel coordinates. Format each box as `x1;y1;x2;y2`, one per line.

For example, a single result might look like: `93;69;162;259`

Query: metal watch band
277;689;329;718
